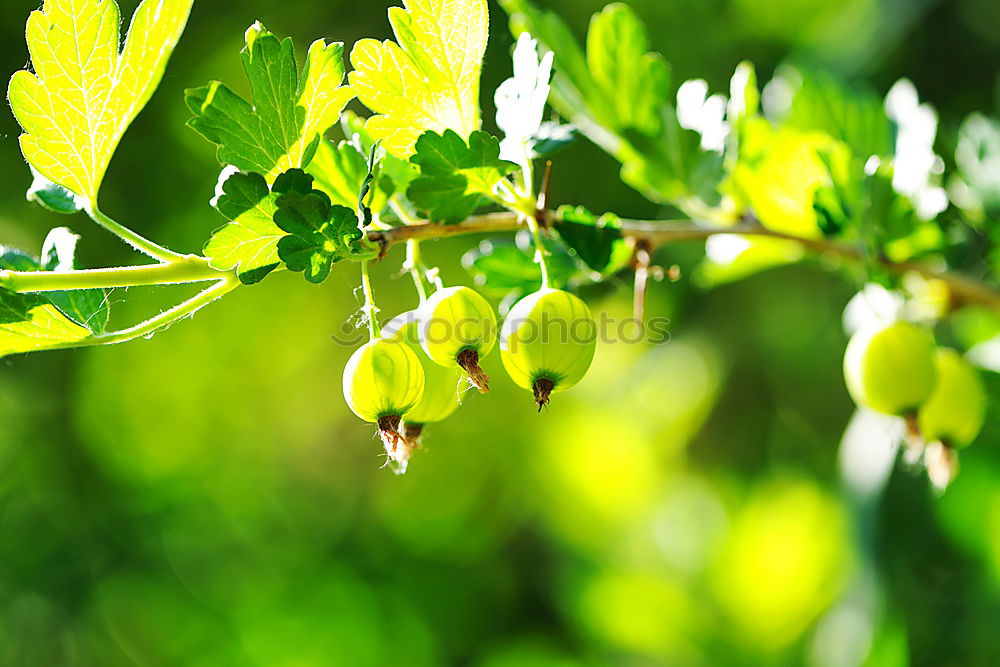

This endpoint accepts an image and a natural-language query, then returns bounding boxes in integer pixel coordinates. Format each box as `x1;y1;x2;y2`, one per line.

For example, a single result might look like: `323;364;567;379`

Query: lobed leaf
0;245;93;357
205;170;284;285
8;0;194;203
186;23;353;180
272;170;368;283
349;0;488;158
407;130;517;223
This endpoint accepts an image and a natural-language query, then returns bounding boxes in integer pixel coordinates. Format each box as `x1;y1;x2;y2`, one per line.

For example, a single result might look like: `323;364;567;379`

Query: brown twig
365;213;1000;312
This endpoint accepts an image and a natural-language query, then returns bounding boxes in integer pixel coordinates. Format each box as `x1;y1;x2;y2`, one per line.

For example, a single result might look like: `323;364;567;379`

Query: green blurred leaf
554;206;625;273
205;170;284;285
8;0;193;201
776;66;893;160
273;170;366;283
585;3;671;136
407;130;518;223
186;23;353;180
503;0;722;210
462;235;579;297
726;119;852;238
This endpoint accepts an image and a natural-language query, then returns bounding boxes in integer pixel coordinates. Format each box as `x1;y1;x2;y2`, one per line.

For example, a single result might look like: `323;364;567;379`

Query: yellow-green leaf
8;0;194;203
0;303;92;358
349;0;488;158
186;23;354;180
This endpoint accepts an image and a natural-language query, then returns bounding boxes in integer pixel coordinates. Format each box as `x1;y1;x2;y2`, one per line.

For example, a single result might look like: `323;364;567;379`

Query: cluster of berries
342;286;597;472
843;321;986;489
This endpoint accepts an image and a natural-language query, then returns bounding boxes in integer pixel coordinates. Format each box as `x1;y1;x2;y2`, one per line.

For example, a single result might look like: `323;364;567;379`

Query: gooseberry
418;286;497;393
383;311;464;452
843;320;936;416
342;338;425;469
918;348;985;448
500;287;597;410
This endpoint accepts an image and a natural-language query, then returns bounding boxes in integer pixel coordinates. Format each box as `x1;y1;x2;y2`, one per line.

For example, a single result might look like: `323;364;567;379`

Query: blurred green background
2;0;1000;665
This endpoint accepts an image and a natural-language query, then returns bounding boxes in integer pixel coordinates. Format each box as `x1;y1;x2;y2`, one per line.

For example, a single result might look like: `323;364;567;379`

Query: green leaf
40;228;111;334
0;247;92;357
27;167;84;215
462;235;579;298
205;170;284;285
186;23;353;180
8;0;194;202
585;3;671;136
696;236;805;287
341;110;418;193
308;140;391;214
774;66;893;162
407;130;518;223
725;119;852;238
272;171;367;283
503;0;721;210
504;0;669;139
348;0;488;158
554;206;626;274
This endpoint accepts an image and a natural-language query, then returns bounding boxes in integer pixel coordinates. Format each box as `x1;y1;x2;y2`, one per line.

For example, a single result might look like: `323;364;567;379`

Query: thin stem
0;257;227;293
526;214;551;289
366;212;1000;312
404;240;429;303
88;206;189;263
361;260;380;340
388;196;422;227
45;277;238;351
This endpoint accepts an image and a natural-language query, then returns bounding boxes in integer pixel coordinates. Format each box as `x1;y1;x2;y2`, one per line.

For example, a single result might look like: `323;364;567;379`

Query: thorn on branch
536;160;553;230
631;239;654;322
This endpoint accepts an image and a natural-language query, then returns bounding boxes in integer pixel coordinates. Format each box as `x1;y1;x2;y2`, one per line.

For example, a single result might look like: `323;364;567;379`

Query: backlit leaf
8;0;194;202
205;170;284;285
349;0;488;158
186;23;353;180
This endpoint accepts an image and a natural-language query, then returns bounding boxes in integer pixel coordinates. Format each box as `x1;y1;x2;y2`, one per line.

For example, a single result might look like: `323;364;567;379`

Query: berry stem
404;239;429;303
361;260;381;340
526;214;551;289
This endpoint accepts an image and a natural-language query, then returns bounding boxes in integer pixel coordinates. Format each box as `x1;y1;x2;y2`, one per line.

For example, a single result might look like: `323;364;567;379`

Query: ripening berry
843;321;937;415
500;288;597;410
918;348;986;448
383;311;463;426
418;286;497;393
342;339;425;469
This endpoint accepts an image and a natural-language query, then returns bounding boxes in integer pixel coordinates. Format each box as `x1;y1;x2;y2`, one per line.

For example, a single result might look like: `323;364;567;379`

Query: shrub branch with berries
3;0;1000;480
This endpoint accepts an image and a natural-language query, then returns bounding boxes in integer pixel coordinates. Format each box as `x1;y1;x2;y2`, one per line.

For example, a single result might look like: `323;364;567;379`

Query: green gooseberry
342;338;425;468
918;348;986;448
383;311;464;438
500;287;597;410
843;320;937;416
418;286;497;393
